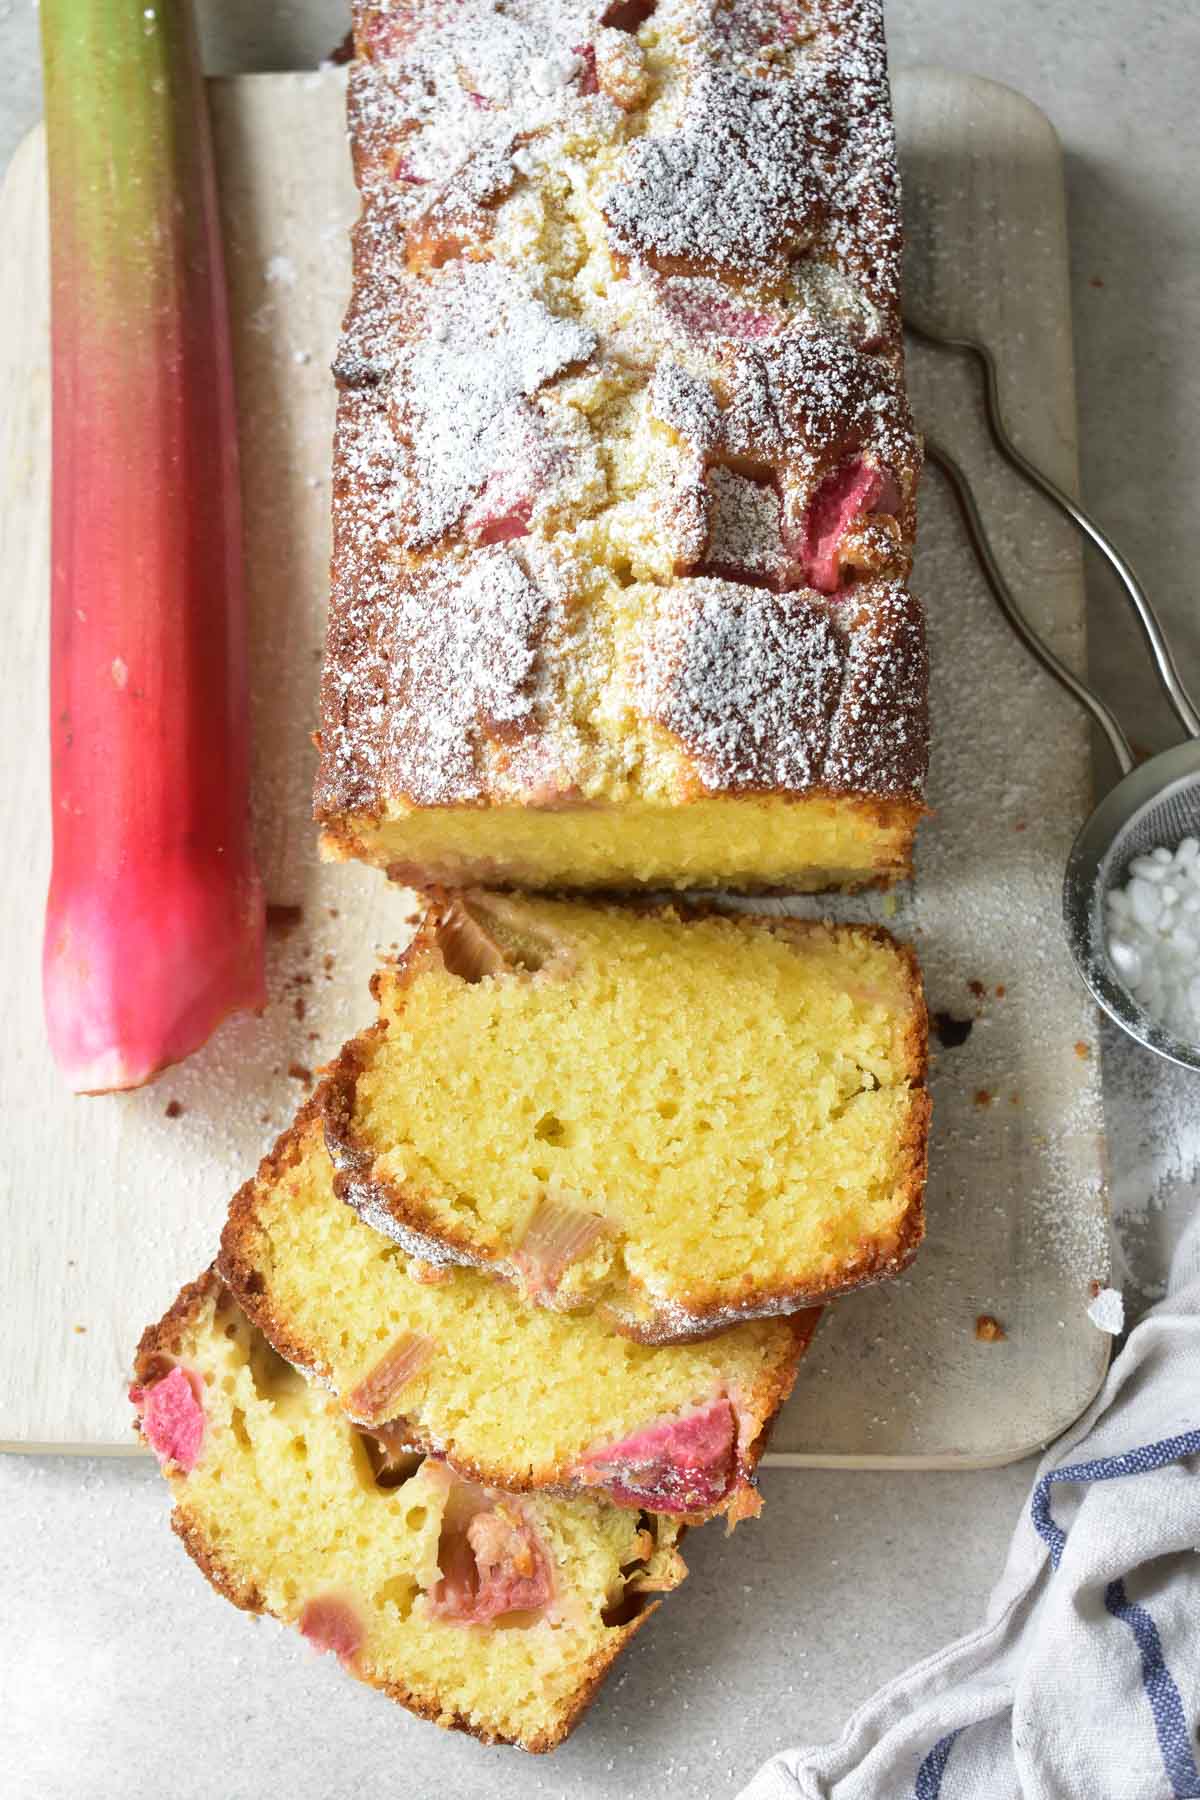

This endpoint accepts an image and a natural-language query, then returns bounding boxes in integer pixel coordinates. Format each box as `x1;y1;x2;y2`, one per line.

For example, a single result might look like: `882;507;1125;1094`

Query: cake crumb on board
266;902;304;935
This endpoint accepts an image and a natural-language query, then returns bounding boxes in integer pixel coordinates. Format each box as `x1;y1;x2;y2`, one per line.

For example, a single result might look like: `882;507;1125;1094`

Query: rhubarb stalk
41;0;265;1093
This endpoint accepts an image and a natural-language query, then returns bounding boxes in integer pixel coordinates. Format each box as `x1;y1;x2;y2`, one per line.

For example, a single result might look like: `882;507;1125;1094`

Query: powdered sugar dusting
646;324;921;598
604;67;825;278
640;578;844;792
388;263;597;549
703;467;789;585
823;585;926;795
349;1;610;200
319;0;923;824
324;544;560;807
650;359;722;451
719;328;915;527
603;0;902;312
650;258;885;353
637;574;925;798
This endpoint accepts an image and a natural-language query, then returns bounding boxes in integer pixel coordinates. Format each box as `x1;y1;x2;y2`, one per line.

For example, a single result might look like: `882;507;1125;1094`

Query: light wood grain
0;67;1109;1460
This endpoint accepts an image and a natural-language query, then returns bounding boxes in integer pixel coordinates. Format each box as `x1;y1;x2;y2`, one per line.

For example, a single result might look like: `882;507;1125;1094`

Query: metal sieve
907;319;1200;1071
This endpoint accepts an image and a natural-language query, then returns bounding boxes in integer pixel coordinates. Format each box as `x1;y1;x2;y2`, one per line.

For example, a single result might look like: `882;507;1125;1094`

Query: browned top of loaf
319;529;927;813
347;0;906;313
316;0;926;823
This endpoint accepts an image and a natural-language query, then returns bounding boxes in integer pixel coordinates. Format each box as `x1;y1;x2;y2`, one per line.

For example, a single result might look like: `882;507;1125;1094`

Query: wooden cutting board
0;66;1109;1461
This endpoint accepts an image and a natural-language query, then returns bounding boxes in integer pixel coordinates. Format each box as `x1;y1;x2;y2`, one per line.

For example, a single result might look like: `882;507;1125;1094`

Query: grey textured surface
0;1451;1034;1800
1;3;1198;1797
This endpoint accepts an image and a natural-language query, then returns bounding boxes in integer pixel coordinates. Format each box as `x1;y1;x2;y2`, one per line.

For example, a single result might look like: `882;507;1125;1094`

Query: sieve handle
906;319;1200;746
924;438;1135;775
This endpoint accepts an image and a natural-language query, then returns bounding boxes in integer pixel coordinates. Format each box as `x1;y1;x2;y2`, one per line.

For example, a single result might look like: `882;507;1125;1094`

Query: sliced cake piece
219;1103;816;1525
324;892;929;1341
132;1272;687;1753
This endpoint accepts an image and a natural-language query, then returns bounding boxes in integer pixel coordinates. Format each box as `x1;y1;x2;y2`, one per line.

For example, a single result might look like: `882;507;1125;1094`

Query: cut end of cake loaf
323;892;929;1339
131;1272;688;1753
315;0;927;894
219;1100;817;1524
319;796;926;897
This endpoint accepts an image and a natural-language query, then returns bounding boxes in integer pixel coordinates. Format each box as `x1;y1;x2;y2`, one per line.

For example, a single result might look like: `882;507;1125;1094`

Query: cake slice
323;892;929;1340
315;0;928;894
132;1272;688;1753
219;1103;817;1525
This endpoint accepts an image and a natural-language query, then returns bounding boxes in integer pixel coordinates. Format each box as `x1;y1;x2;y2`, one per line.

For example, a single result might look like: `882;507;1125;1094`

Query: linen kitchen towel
740;1214;1200;1800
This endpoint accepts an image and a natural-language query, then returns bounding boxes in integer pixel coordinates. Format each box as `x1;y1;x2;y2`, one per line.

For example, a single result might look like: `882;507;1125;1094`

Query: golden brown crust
218;1096;330;1314
132;1266;225;1387
170;1510;268;1619
730;1308;820;1480
323;897;929;1341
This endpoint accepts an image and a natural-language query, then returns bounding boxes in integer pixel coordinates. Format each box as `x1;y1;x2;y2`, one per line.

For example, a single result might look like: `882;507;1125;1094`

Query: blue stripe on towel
1030;1428;1200;1799
913;1729;960;1798
1030;1431;1200;1568
1104;1578;1200;1799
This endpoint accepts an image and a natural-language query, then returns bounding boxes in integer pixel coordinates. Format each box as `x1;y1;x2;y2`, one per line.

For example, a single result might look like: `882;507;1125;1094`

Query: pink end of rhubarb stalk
40;0;265;1093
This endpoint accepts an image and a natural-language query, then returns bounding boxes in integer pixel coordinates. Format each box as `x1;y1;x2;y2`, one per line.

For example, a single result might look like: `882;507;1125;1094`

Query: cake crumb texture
132;1272;687;1753
219;1100;816;1521
326;892;929;1336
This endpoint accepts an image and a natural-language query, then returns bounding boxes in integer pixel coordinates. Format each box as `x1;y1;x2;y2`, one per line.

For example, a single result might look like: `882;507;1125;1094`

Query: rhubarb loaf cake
219;1101;817;1524
133;1272;687;1752
323;891;929;1339
315;0;927;893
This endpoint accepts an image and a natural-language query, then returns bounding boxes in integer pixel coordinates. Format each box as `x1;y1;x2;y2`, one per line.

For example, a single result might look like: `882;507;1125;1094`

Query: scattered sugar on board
1103;1018;1200;1306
